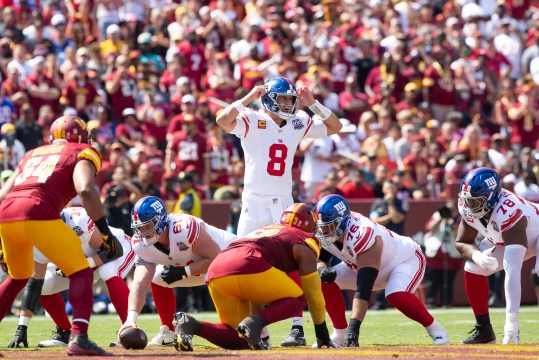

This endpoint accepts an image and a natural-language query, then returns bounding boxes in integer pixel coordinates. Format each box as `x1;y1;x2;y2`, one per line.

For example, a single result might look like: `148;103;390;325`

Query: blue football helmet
261;77;298;119
459;167;501;218
315;194;351;247
131;196;168;246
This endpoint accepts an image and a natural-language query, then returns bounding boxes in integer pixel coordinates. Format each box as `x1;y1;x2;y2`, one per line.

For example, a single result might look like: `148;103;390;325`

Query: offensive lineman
117;196;238;344
456;167;538;345
8;207;134;348
314;194;449;346
216;76;342;345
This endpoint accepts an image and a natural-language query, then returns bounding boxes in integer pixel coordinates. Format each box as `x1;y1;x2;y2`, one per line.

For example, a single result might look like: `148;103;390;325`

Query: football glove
99;234;123;261
8;325;28;348
317;266;337;283
344;332;359;347
161;265;189;284
314;322;340;348
472;247;498;271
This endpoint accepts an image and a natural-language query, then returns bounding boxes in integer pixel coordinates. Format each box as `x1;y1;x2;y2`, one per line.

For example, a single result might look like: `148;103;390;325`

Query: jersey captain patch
258;120;266;129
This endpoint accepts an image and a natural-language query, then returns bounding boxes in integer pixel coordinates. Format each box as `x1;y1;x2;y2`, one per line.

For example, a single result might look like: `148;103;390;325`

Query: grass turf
0;306;538;350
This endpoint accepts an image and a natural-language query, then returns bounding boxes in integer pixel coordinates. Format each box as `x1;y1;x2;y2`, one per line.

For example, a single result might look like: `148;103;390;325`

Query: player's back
0;142;102;222
214;224;319;275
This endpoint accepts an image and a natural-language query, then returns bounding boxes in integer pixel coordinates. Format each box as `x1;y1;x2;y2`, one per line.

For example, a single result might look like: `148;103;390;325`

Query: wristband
95;217;112;237
308;100;332;121
347;318;362;335
87;257;97;268
232;101;245;113
184;266;191;277
127;310;139;323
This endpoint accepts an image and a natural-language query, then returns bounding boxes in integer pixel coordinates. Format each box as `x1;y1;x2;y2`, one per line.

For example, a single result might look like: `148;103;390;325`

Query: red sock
259;297;305;324
386;291;434;327
199;322;249;350
68;268;93;335
40;293;71;330
105;277;129;323
0;277;27;321
288;271;304;318
151;283;175;330
464;271;490;316
322;282;347;329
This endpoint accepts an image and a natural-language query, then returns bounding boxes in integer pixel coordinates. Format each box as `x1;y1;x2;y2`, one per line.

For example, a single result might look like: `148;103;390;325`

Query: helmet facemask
267;93;298;120
316;215;347;247
132;215;165;247
459;194;490;218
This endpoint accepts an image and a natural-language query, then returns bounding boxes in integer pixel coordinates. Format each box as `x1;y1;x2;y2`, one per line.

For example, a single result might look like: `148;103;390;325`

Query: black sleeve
318;247;334;264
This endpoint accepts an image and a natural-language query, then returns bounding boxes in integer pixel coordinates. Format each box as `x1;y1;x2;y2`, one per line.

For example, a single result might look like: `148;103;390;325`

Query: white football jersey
34;207;127;263
133;213;237;266
231;108;327;195
322;211;420;272
458;189;539;246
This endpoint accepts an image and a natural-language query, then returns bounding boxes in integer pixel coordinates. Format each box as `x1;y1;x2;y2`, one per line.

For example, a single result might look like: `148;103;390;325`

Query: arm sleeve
300;271;326;325
503;244;527;314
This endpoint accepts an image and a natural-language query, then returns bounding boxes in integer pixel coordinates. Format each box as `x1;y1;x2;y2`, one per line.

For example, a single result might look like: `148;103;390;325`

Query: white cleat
148;325;176;347
427;321;450;345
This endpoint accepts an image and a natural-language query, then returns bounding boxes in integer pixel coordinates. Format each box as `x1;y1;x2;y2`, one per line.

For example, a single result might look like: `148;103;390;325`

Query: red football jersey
0;143;102;221
207;224;320;280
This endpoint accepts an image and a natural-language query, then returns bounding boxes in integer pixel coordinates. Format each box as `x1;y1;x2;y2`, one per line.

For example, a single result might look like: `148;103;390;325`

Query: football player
7;207;134;348
314;194;449;347
456;167;538;345
117;196;238;347
216;76;343;345
0;115;122;356
174;203;337;351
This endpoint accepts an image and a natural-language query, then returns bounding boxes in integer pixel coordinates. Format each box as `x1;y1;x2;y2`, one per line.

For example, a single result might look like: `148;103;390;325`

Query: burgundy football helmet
280;203;317;234
49;115;89;144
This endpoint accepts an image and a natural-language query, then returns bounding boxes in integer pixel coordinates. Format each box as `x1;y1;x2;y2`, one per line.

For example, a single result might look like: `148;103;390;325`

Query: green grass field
0;306;538;349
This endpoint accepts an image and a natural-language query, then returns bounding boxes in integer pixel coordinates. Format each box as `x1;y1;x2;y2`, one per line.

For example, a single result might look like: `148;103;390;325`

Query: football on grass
119;326;148;349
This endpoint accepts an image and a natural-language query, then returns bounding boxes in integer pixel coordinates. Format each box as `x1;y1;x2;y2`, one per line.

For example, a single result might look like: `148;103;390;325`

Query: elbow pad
300;271;326;325
354;267;379;301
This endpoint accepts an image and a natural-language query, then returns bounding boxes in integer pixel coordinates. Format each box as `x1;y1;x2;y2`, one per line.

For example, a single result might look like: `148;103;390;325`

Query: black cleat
38;326;71;347
280;328;307;347
173;312;201;352
236;314;269;350
67;334;112;356
460;324;496;344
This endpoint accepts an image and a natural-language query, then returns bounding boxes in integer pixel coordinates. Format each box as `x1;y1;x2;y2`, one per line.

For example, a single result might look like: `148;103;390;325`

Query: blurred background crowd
1;0;539;312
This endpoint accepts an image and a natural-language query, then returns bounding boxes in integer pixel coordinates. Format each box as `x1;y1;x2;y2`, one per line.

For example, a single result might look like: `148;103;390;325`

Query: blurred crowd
2;0;539;226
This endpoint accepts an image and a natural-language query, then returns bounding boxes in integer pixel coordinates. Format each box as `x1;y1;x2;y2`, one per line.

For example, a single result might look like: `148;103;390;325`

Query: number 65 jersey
231;108;327;196
458;189;539;246
0;142;101;222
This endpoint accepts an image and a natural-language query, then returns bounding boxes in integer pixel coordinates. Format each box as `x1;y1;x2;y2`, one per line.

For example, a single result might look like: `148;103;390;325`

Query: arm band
127;310;139;323
347;318;362;335
308;100;332;121
21;278;44;312
95;216;113;237
232;100;245;113
300;271;326;325
354;267;379;301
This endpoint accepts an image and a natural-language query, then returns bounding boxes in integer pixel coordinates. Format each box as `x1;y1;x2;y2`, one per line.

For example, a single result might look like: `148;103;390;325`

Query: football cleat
148;325;176;347
173;312;201;352
280;328;307;347
66;334;112;356
260;326;272;349
460;324;496;344
38;326;71;347
236;314;269;350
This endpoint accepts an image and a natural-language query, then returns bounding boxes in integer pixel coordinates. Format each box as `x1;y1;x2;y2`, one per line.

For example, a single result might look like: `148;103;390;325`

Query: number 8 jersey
458;189;539;246
231;108;328;196
0;142;102;221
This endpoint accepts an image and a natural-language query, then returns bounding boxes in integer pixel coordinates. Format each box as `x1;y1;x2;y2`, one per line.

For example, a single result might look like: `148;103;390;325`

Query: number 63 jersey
0;142;101;222
231;108;327;196
458;189;539;246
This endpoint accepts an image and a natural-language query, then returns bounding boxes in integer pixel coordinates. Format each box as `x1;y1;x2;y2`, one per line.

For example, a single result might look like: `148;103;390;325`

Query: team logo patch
258;120;266;129
484;177;497;190
72;226;84;237
177;242;189;251
292;118;304;130
273;198;278;204
334;201;347;215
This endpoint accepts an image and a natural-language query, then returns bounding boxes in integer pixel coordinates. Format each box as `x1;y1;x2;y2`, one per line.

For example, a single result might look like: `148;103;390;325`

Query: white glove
471;247;498;271
503;320;520;345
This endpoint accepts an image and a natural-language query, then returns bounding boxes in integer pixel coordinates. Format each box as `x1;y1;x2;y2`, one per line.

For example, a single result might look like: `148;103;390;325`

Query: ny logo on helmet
484;177;497;190
334;201;347;215
151;201;163;212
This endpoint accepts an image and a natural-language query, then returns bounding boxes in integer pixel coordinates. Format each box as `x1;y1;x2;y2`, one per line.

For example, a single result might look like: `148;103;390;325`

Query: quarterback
216;76;342;345
456;167;538;345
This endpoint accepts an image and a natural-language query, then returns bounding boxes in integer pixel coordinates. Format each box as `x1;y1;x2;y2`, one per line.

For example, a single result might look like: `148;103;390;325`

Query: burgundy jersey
0;142;102;221
105;71;137;120
207;224;320;280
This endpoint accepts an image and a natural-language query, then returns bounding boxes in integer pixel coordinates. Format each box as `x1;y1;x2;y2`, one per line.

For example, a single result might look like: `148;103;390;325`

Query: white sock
292;317;303;327
331;328;347;341
425;320;442;334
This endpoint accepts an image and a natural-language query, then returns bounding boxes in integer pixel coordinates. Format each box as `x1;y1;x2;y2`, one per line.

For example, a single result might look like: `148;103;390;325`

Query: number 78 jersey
231;108;328;196
458;189;539;246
